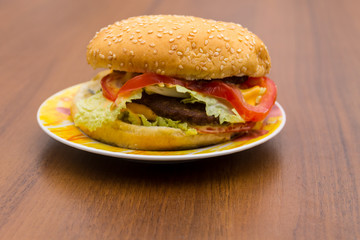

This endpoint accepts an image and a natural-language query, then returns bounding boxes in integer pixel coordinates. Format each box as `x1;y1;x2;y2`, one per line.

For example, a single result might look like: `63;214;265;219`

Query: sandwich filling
73;70;276;135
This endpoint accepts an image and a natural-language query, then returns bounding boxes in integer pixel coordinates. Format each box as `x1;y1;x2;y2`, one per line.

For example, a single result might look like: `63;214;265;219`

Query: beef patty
134;93;219;125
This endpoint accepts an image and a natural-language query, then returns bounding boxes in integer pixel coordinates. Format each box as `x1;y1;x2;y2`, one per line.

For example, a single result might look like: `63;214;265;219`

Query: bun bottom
71;76;239;150
78;119;234;150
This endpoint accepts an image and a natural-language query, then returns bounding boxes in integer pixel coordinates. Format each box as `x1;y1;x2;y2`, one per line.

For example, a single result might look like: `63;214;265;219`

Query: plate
37;84;286;161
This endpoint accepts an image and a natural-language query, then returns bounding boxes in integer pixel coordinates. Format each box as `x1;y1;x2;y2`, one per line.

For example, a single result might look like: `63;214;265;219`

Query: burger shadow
39;140;281;196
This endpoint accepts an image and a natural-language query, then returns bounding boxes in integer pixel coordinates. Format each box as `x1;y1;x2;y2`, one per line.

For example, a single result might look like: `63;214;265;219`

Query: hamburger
71;15;276;150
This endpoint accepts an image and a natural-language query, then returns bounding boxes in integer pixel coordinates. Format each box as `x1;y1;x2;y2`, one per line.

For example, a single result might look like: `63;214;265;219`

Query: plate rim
37;85;286;161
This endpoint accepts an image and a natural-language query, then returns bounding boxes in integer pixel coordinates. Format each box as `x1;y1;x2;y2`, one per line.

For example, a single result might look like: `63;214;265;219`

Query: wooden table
1;0;359;239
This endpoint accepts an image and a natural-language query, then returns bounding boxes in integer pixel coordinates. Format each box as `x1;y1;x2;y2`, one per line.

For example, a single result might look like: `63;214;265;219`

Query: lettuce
74;90;142;131
74;83;244;134
120;111;197;135
174;85;244;124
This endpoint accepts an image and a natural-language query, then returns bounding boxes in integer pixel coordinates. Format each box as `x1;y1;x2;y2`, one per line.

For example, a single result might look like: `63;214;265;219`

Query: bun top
87;15;271;80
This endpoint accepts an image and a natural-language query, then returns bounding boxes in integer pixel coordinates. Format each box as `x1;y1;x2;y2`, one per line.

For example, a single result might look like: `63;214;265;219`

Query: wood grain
0;0;359;239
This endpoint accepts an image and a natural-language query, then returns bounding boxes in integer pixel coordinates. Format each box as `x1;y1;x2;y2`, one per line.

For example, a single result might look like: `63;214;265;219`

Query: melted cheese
241;86;265;106
126;102;157;121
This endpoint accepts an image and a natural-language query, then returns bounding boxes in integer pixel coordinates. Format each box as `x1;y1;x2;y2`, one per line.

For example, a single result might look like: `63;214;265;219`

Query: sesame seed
209;35;214;39
129;35;134;40
169;38;175;43
148;30;153;34
108;41;112;46
149;43;155;47
176;35;182;39
178;64;184;69
220;65;224;70
225;43;230;49
237;48;242;53
168;50;174;54
156;69;162;74
157;33;162;38
204;40;209;46
155;61;159;67
107;55;113;60
216;48;221;52
153;49;158;54
161;71;166;75
202;67;208;71
171;45;178;50
192;42;196;48
132;39;138;44
135;29;141;33
245;35;250;40
214;52;219;56
144;63;148;68
230;48;235;53
196;66;200;71
140;40;146;44
177;51;183;56
129;50;134;56
99;54;105;59
199;48;203;53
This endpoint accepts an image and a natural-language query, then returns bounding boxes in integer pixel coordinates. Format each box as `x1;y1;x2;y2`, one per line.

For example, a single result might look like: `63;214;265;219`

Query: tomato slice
112;73;276;122
102;72;277;122
101;73;119;101
100;71;137;101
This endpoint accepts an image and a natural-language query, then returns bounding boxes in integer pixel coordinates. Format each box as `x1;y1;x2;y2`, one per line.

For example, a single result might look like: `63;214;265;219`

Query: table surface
1;0;359;239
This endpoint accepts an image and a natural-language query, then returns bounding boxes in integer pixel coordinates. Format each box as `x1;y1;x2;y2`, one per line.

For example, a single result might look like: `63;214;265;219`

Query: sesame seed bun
87;15;271;80
71;76;235;150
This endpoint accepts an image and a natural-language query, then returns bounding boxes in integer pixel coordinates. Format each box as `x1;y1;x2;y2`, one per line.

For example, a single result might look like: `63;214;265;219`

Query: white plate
37;84;286;162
